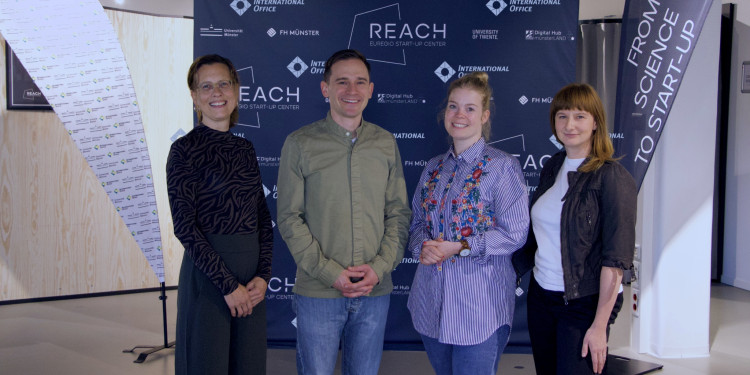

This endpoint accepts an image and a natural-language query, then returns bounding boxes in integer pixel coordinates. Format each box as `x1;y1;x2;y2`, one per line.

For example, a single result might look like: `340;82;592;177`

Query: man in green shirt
277;49;411;375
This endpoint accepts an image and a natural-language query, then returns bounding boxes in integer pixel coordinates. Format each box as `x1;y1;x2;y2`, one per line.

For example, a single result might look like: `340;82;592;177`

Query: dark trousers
175;233;267;375
527;275;623;375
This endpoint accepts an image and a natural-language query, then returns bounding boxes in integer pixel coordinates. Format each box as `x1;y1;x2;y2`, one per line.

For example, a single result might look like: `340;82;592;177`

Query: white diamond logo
170;129;186;142
434;62;456;83
287;57;309;78
549;134;563;150
486;0;507;16
267;28;277;37
230;0;251;16
519;95;528;105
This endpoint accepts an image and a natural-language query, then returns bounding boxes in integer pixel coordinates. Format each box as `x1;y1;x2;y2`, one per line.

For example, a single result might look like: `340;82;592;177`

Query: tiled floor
0;283;748;374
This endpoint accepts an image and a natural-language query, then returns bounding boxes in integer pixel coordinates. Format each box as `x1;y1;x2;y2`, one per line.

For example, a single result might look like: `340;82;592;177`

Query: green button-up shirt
277;112;411;298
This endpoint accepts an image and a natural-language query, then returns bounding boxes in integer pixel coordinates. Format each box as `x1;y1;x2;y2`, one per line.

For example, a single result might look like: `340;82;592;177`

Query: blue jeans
293;294;390;375
421;325;511;375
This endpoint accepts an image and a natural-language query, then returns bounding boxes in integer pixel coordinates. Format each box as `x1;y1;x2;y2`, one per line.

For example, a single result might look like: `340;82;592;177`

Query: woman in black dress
167;54;273;374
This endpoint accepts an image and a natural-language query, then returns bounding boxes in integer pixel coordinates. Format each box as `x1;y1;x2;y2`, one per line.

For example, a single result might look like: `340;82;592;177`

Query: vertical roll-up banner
195;0;579;347
613;0;713;190
0;0;165;282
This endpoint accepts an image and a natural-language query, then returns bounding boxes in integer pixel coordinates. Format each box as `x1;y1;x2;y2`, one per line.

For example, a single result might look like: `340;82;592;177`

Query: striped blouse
406;138;529;345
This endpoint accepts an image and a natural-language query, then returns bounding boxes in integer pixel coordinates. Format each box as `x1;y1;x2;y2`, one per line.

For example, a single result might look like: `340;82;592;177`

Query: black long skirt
175;233;267;375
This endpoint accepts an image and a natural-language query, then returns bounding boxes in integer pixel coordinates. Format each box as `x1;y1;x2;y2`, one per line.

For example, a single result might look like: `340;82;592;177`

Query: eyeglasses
196;80;234;94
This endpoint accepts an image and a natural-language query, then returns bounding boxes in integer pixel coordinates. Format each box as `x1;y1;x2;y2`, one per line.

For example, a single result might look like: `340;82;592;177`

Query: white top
531;156;584;291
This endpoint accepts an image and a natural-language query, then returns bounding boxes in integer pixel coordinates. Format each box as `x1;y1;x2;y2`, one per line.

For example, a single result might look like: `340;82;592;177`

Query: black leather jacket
512;151;637;301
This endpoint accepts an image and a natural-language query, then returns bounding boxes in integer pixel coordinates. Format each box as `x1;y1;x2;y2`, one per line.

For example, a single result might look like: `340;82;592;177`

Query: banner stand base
608;354;663;375
123;341;176;364
122;282;175;363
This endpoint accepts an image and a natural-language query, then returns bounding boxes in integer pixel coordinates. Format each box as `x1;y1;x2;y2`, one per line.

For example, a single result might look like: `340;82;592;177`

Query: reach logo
22;88;43;101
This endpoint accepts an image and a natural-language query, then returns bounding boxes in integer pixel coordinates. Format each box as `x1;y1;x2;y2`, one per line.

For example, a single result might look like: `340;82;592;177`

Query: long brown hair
187;54;240;127
549;83;615;172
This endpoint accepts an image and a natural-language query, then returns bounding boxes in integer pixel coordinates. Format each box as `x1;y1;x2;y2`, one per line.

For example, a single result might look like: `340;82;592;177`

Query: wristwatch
459;239;471;257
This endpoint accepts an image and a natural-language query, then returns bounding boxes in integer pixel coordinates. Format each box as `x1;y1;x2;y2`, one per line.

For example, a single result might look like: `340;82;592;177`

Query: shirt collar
196;123;232;138
447;138;486;163
322;111;365;140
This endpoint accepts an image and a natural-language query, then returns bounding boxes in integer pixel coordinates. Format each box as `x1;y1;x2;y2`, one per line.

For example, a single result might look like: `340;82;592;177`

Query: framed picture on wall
5;42;52;110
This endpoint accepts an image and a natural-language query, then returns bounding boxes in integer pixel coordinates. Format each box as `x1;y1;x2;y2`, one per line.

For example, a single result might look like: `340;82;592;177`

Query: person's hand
582;323;609;374
332;269;365;296
246;277;268;308
345;264;379;297
419;243;443;265
420;239;461;266
224;284;253;318
424;239;462;257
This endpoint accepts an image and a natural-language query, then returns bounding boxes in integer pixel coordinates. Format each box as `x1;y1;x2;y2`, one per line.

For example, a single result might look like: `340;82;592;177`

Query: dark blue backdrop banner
194;0;578;348
613;0;712;190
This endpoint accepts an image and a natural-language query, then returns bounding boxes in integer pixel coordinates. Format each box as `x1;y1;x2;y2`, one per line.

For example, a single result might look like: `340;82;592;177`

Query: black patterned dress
167;124;273;375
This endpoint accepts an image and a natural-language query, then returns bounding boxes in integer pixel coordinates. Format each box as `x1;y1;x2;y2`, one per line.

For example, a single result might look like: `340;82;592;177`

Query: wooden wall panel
105;9;193;291
0;10;192;301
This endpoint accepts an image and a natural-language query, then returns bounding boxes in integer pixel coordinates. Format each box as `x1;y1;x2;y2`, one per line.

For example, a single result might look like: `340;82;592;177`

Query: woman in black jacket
513;83;636;375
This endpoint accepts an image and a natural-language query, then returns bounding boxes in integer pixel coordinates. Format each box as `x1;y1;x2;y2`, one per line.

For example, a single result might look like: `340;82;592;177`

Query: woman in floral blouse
407;71;530;375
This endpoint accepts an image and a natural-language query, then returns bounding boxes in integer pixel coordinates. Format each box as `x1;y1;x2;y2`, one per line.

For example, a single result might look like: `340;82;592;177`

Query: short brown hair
322;49;371;83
